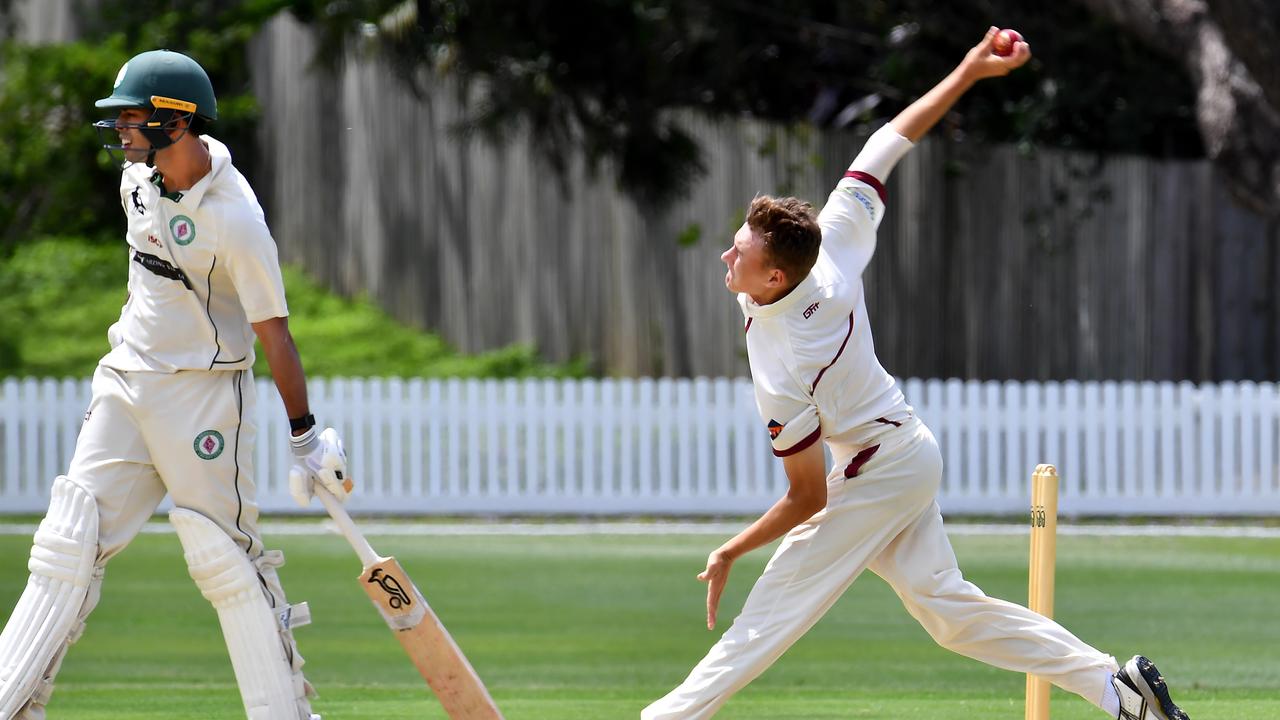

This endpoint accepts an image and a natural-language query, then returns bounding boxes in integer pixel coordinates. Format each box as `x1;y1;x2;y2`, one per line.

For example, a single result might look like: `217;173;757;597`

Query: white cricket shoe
1112;655;1190;720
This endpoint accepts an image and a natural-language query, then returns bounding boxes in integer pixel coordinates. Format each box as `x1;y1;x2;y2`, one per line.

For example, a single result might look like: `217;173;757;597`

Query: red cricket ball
992;28;1023;57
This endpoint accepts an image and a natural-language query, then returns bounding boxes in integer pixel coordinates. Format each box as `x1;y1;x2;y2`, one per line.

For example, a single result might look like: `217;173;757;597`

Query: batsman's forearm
889;64;979;143
266;345;310;422
254;319;310;423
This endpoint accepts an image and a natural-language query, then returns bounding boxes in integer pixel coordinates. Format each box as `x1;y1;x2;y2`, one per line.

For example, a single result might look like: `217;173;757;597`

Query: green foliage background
0;39;129;255
0;3;583;379
0;237;582;379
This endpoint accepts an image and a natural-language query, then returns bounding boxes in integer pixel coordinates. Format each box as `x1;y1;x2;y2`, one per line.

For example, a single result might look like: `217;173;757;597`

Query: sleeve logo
767;419;784;440
842;187;877;220
131;185;147;215
193;429;225;460
169;215;196;246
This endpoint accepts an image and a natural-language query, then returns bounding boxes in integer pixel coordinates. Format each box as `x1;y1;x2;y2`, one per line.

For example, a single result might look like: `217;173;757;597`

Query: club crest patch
170;215;196;245
767;419;784;440
194;430;225;460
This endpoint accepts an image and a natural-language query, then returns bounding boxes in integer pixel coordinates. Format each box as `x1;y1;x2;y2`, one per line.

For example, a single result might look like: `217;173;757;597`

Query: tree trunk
1074;0;1280;215
1206;0;1280;113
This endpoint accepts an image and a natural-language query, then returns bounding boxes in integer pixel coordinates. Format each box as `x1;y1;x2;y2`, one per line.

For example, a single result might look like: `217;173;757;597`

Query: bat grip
316;486;381;568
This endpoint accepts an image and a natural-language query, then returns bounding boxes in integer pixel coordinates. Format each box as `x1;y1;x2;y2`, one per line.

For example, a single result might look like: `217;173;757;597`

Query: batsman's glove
289;426;351;507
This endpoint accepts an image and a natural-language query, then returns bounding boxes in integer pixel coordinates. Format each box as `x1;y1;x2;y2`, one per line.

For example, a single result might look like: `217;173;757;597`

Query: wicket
1025;464;1059;720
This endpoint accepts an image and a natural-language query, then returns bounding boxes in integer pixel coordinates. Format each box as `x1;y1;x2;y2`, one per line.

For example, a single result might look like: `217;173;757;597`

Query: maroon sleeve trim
745;317;753;334
843;170;887;204
773;426;821;457
811;312;855;393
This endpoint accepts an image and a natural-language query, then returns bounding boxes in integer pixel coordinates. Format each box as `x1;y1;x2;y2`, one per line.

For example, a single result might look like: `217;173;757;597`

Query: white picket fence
1;377;1277;516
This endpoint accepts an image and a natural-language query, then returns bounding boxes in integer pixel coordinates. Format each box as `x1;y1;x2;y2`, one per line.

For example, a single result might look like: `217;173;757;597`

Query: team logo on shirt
767;419;784;440
130;185;146;215
169;215;196;246
194;430;225;460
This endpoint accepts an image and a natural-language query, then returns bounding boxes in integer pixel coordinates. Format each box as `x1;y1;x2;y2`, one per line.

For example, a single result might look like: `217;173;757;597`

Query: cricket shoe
1112;655;1190;720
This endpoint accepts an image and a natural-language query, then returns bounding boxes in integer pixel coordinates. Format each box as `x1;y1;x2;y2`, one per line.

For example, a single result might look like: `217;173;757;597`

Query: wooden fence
5;6;1279;381
2;377;1276;516
246;14;1279;382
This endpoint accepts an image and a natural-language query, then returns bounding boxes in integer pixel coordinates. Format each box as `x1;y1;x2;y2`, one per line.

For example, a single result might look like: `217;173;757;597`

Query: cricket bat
316;487;504;719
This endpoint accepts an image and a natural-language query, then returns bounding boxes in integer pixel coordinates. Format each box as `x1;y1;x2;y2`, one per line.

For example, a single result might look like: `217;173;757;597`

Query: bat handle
316;486;381;568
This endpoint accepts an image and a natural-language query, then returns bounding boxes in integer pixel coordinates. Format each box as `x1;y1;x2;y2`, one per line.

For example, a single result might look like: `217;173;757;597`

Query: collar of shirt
739;272;819;320
176;135;232;209
149;135;233;208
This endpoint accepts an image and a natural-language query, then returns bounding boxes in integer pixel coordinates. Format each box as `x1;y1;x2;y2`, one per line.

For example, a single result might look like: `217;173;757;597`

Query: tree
290;0;1204;206
1206;0;1280;113
0;0;289;252
1072;0;1280;215
0;0;1232;216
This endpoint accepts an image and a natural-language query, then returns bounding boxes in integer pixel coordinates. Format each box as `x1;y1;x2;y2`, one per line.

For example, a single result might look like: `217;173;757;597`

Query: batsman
0;50;350;719
644;29;1190;720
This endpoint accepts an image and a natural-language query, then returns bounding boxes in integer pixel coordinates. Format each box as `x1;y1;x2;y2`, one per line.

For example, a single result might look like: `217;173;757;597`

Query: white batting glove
289;427;351;507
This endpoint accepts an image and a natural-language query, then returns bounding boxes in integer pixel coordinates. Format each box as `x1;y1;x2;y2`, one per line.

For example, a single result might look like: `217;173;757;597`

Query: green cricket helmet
94;50;217;163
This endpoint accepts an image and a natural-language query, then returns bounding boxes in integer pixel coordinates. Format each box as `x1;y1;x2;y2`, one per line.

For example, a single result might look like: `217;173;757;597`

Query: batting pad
170;509;310;720
0;476;100;717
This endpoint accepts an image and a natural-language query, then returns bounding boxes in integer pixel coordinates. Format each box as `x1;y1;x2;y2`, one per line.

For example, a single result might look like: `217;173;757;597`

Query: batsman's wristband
289;413;316;432
289;427;319;457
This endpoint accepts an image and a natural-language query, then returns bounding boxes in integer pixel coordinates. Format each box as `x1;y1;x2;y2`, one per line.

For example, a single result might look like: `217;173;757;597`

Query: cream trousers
643;418;1118;719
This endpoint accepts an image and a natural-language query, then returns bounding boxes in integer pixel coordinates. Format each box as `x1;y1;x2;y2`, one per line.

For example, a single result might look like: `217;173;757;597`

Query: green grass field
1;525;1276;718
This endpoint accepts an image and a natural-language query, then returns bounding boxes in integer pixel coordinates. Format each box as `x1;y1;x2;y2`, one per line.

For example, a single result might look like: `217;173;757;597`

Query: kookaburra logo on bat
368;568;413;609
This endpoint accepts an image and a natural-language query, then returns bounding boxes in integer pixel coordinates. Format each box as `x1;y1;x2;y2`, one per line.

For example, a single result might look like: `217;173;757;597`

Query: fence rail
2;378;1276;516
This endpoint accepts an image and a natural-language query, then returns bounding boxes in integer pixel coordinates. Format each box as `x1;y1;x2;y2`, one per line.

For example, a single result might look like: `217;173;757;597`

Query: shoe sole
1124;656;1190;720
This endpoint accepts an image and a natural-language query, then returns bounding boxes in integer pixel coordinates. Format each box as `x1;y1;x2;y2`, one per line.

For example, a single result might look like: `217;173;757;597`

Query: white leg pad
170;509;311;720
0;476;101;718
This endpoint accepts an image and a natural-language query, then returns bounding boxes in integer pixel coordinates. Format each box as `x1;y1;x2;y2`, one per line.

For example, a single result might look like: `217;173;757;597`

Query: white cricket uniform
643;127;1119;719
78;134;287;560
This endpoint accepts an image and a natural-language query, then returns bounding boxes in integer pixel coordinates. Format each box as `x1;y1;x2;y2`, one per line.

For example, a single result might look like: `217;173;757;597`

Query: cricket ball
992;28;1022;57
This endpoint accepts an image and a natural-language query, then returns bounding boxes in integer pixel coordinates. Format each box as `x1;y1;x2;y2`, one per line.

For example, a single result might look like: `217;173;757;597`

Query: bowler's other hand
962;26;1031;81
698;549;734;630
289;427;352;507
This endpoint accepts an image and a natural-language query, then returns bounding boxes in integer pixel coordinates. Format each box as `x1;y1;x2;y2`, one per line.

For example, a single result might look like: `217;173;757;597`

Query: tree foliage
1072;0;1280;214
286;0;1203;205
1207;0;1280;112
0;0;1226;225
0;39;128;254
0;0;289;251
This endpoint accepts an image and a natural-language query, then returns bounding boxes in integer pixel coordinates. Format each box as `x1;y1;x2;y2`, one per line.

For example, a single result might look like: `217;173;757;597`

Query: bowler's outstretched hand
963;26;1032;80
698;549;734;630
